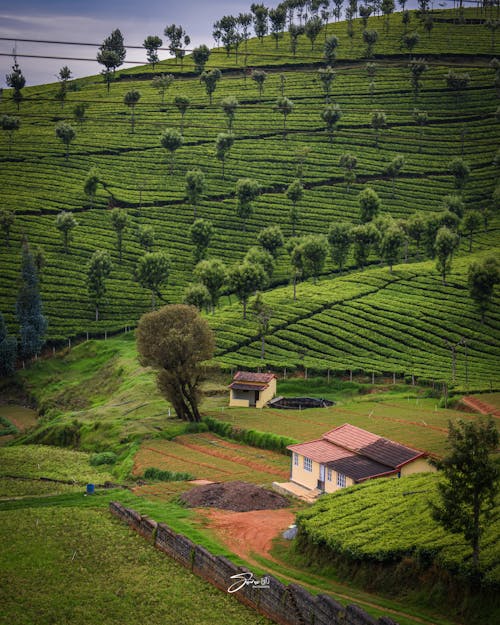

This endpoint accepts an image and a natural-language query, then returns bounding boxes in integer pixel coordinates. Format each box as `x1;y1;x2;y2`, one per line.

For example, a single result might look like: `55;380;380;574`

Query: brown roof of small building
288;439;355;464
232;371;276;384
326;456;397;482
229;382;268;391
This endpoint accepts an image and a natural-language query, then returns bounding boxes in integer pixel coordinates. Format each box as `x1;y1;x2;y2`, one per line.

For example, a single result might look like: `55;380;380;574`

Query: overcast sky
1;0;442;88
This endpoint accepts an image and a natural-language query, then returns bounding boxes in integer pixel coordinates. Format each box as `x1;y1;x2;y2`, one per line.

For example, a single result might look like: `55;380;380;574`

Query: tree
380;225;404;273
84;167;100;208
321;104;342;143
434;226;458;285
462;211;482;253
136;304;215;422
16;241;47;359
371;110;386;148
251;3;269;43
97;29;126;92
269;6;287;48
442;194;465;219
32;244;45;282
164;24;190;68
402;10;410;33
362;29;378;58
449;157;470;194
324;35;339;65
424;13;434;38
236;178;260;231
359;4;372;28
413;109;428;153
358;186;381;222
160;129;183;174
192;44;211;74
6;60;25;110
257;225;284;258
251;292;273;359
468;256;499;323
219;15;238;57
485;19;499;52
215;132;234;180
300;235;329;283
286;179;304;235
200;68;222;104
183;283;211;312
0;115;19;155
124;89;141;133
0;312;17;377
445;70;470;107
251;69;267;99
55;122;76;160
245;246;274;279
220;96;239;132
194;259;226;313
185;168;205;220
87;250;112;321
110;208;128;263
152;74;174;106
351;223;379;269
288;23;305;56
402;31;419;58
339;152;357;192
174;95;190;133
275;96;294;138
408;58;428;102
55;211;78;253
366;62;377;102
318;66;336;103
238;13;253;53
143;35;162;69
136;251;170;309
55;65;72;108
230;262;267;319
73;102;88;129
305;16;323;49
430;418;499;571
381;0;394;32
384;154;405;198
407;212;426;258
287;237;306;300
0;208;15;247
190;218;213;263
328;222;351;272
137;224;155;252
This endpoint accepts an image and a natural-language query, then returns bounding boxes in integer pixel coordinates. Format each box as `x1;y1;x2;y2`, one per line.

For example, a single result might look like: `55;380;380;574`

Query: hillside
0;7;498;387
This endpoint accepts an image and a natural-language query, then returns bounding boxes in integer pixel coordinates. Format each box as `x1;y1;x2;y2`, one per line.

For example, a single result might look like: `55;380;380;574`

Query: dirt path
461;396;500;417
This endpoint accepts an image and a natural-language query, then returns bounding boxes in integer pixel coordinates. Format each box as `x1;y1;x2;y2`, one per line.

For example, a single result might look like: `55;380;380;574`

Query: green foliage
192;44;211;74
55;211;78;253
110;208;128;262
0;312;17;376
229;262;268;318
0;415;19;436
190;218;213;263
185;168;206;220
467;256;499;323
135;251;170;310
203;416;297;454
55;121;76;159
143;35;162;69
200;68;221;104
87;249;113;321
435;226;459;285
257;225;284;258
160;128;183;173
358;186;381;223
143;466;194;481
194;258;226;311
89;451;117;466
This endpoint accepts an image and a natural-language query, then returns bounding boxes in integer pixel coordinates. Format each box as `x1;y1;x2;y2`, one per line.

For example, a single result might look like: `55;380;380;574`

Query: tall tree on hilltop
251;3;269;43
269;6;287;48
288;23;305;56
110;208;128;263
402;31;419;58
124;89;141;133
6;60;25;110
164;24;190;68
362;28;378;58
97;29;126;92
55;66;72;109
305;16;323;49
467;257;499;323
87;250;112;322
136;251;170;310
192;44;211;74
136;304;214;423
143;35;162;69
381;0;394;32
431;418;499;572
55;211;78;254
324;35;339;65
16;240;47;360
185;168;206;221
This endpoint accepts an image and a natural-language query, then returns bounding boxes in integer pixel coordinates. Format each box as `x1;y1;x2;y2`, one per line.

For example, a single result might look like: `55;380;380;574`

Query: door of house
317;464;325;491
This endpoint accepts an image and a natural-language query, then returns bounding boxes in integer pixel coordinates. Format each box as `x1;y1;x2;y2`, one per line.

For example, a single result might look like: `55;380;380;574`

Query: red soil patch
180;481;289;512
199;507;295;562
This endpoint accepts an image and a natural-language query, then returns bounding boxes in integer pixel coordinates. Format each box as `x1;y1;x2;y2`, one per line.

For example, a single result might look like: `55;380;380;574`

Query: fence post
86;332;89;341
393;372;396;385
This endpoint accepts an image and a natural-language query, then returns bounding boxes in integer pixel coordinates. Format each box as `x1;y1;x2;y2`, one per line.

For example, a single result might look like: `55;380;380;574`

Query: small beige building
287;423;435;495
229;371;277;408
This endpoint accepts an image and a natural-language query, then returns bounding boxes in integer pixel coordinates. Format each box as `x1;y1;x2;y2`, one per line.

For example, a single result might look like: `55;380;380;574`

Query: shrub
89;451;117;466
143;467;194;481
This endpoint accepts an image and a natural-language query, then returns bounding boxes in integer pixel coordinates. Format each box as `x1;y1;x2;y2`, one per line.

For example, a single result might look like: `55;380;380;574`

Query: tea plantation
0;7;498;389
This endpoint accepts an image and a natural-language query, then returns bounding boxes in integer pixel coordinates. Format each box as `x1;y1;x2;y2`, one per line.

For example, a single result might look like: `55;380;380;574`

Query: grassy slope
0;10;498;392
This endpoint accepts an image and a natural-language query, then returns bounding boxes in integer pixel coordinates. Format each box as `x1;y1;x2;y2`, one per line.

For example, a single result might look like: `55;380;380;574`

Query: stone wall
109;501;399;625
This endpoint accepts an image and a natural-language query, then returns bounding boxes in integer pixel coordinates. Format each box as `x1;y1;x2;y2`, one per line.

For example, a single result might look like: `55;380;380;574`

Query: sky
0;0;442;88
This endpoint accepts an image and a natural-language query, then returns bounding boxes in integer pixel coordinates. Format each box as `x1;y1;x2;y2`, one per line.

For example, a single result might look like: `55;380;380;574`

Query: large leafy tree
110;208;128;263
97;29;126;92
87;249;112;321
174;95;191;133
55;211;78;253
185;168;206;220
251;69;267;99
467;256;499;323
160;129;183;174
339;152;357;192
251;3;269;43
358;186;381;222
136;251;170;310
16;241;47;359
434;226;458;285
55;65;72;108
321;103;342;143
152;74;174;105
143;35;162;69
194;258;226;313
200;68;222;104
257;225;284;258
164;24;190;68
235;178;260;231
192;44;211;74
55;122;76;160
136;304;214;422
380;225;405;273
229;262;267;319
385;154;405;198
220;96;239;132
430;418;499;572
305;16;323;49
328;222;352;272
301;235;329;282
190;218;213;263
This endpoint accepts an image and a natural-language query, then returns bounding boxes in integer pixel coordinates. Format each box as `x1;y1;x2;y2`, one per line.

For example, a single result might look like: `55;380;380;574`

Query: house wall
256;378;277;408
324;469;355;493
400;458;436;477
229;390;250;408
290;454;320;490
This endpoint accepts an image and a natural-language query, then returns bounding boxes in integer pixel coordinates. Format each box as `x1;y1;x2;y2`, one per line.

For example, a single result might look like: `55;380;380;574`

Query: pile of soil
180;481;289;512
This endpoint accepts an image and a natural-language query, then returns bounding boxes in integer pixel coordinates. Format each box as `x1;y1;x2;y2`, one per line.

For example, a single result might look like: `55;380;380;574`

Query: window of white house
336;472;346;488
304;457;312;472
327;468;332;481
293;452;298;466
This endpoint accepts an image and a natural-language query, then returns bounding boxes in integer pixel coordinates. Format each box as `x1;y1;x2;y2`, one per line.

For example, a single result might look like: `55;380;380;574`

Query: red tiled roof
323;424;423;469
229;382;268;391
287;439;355;464
232;371;276;384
